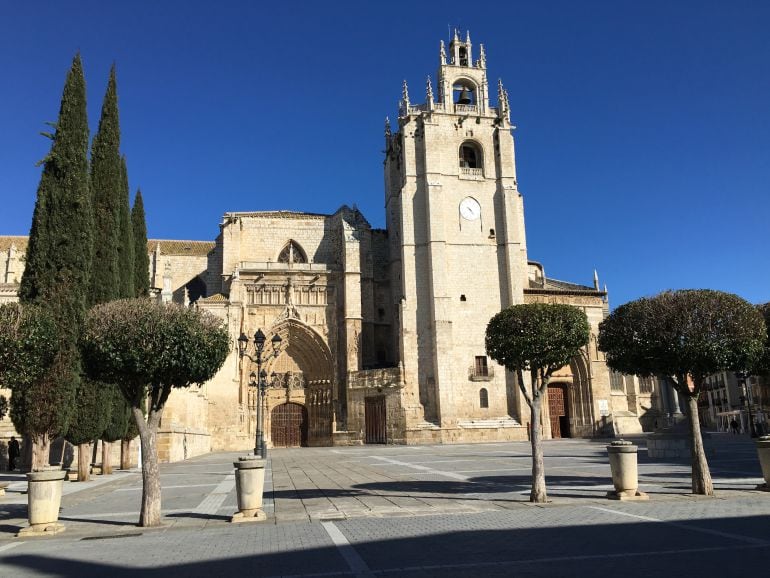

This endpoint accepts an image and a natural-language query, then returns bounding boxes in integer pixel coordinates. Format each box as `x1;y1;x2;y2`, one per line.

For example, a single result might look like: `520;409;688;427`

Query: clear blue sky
1;1;768;308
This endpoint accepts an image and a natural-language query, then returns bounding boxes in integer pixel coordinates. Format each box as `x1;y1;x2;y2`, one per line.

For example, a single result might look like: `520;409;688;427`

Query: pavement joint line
587;506;769;545
370;456;469;481
373;543;767;575
321;521;375;578
115;483;219;492
0;542;22;553
192;473;235;515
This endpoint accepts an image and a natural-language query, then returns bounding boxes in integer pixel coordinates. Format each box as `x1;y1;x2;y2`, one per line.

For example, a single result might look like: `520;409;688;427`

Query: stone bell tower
384;31;528;436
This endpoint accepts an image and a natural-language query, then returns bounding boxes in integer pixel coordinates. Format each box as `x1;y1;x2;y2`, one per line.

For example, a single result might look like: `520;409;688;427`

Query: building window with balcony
479;388;489;409
475;356;489;377
459;141;482;169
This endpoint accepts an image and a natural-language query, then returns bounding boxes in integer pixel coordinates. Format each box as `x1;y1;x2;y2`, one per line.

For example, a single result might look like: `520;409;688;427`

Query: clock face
459;197;481;221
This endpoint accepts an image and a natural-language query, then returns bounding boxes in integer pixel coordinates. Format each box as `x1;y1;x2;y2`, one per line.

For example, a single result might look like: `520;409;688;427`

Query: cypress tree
71;65;125;477
88;64;121;306
117;156;134;298
16;54;92;468
131;189;150;297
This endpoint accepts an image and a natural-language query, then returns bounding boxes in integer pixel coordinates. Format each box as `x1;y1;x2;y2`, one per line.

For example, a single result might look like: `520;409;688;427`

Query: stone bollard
18;466;67;536
606;440;648;501
755;435;770;491
231;457;267;523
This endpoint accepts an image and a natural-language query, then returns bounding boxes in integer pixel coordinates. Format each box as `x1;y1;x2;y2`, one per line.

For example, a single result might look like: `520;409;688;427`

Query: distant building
0;33;656;461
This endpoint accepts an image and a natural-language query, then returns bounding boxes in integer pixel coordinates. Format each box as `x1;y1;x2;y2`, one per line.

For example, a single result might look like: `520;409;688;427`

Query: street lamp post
735;370;757;438
238;329;282;457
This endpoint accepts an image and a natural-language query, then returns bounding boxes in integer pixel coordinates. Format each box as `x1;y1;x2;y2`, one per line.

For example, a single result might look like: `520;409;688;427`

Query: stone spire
399;79;410;116
593;269;600;291
384;116;391;139
498;79;509;119
479;43;486;68
426;75;434;108
439;40;446;65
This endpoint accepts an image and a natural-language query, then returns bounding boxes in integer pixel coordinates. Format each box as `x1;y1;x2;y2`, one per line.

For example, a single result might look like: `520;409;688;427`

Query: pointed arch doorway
262;319;335;447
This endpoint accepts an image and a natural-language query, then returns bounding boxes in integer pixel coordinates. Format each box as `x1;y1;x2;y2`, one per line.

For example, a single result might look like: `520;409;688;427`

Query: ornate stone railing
454;104;478;113
468;365;494;381
460;167;483;179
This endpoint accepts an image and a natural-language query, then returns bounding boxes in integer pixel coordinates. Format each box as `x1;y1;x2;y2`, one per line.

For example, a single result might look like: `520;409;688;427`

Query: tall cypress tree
131;189;150;297
117;156;134;298
16;54;92;468
88;64;121;306
71;65;124;477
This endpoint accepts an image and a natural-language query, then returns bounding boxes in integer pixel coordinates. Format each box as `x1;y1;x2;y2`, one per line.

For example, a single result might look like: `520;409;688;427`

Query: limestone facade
0;32;654;461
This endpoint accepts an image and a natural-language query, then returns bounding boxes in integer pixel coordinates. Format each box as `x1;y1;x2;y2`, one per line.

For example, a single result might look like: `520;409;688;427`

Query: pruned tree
598;290;765;495
81;299;229;526
17;54;92;468
486;303;590;502
0;303;61;470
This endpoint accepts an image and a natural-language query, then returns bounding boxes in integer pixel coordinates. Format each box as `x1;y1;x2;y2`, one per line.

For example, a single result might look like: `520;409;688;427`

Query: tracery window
278;240;307;264
610;370;625;392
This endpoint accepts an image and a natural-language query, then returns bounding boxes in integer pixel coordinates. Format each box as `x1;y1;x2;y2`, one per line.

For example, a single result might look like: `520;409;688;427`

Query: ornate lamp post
736;370;757;438
238;329;282;457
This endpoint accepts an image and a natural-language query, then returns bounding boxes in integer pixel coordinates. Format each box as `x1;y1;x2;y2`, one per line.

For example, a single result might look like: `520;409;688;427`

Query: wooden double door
547;384;571;439
271;403;308;447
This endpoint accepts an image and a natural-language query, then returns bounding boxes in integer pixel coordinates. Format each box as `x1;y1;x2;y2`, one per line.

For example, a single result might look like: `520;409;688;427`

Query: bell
457;87;472;105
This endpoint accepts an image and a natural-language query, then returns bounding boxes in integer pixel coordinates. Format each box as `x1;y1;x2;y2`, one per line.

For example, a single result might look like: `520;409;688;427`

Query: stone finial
497;79;509;118
465;30;471;45
439;40;446;65
402;79;410;106
426;75;434;107
479;43;486;68
594;269;600;291
384;116;391;138
453;28;459;42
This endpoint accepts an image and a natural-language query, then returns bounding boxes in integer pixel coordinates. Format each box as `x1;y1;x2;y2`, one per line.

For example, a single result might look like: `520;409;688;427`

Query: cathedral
0;33;657;462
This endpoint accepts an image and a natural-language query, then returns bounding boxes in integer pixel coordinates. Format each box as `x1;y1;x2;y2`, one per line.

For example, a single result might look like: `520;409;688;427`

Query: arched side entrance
271;403;308;448
547;383;570;438
266;319;335;446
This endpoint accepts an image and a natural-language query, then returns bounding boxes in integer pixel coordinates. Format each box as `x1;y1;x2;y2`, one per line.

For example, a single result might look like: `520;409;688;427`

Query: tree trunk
530;395;547;503
77;442;91;481
685;395;713;495
102;440;112;475
120;439;131;470
133;406;162;527
31;434;51;471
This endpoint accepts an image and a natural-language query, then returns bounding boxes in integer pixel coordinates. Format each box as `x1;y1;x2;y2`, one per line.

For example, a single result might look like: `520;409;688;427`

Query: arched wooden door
547;384;571;439
271;403;308;447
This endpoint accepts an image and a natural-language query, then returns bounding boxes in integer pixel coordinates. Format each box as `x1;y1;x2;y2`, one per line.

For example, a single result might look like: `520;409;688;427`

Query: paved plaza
1;433;769;576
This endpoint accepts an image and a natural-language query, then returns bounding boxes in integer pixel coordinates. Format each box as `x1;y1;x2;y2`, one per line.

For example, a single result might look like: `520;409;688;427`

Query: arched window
479;388;489;409
459;141;482;169
453;80;476;105
278;240;307;264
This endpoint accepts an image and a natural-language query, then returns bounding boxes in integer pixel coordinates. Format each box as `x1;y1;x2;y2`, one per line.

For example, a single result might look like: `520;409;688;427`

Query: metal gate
548;384;569;439
271;403;307;447
365;396;387;444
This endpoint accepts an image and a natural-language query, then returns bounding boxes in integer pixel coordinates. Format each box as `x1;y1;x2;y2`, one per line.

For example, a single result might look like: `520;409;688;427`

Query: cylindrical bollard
231;457;267;523
19;466;67;536
755;435;770;491
606;440;648;501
